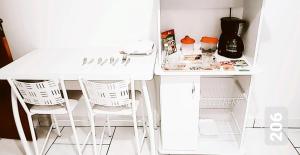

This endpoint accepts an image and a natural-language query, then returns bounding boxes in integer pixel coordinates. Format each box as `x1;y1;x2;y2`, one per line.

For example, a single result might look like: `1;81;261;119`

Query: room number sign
265;107;288;145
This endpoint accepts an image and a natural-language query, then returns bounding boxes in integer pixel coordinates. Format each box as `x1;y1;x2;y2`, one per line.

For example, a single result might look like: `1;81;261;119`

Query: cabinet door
160;76;200;151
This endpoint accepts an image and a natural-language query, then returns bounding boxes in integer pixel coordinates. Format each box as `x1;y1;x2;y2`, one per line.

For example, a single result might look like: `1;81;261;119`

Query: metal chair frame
79;78;147;155
8;79;82;155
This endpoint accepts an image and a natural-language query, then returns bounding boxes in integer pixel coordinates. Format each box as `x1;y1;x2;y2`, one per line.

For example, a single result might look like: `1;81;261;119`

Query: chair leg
140;103;147;148
27;115;39;155
51;114;61;136
89;114;98;155
106;115;112;137
98;125;106;155
132;112;141;155
141;103;148;138
67;111;82;155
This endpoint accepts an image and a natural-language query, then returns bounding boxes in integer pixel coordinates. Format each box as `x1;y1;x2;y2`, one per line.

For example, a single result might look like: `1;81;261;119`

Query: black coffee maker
218;17;246;58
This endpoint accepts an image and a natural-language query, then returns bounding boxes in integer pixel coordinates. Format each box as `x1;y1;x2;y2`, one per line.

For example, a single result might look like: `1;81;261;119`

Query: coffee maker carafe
218;17;246;58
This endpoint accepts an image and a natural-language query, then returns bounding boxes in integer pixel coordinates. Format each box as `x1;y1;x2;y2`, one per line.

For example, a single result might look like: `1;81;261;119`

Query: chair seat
92;90;141;115
30;99;79;114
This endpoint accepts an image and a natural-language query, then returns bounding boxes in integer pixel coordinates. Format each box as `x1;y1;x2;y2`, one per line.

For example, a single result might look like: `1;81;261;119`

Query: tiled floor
244;128;299;155
287;129;300;155
288;129;300;148
0;127;299;155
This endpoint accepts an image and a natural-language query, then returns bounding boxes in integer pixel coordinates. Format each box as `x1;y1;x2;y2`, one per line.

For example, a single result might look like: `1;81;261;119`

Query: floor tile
0;138;24;155
296;148;300;154
46;144;109;155
287;129;300;147
0;126;59;155
243;128;298;155
55;126;113;145
35;126;61;154
108;127;150;155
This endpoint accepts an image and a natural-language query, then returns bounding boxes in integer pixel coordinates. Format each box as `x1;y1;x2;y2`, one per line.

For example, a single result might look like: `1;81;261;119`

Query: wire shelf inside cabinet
198;109;241;142
200;78;247;109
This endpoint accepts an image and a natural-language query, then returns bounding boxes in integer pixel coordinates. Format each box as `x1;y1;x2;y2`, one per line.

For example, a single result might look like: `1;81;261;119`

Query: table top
0;48;157;80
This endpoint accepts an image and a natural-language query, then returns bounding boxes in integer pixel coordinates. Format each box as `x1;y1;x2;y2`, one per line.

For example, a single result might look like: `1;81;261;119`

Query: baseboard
246;115;255;128
38;115;149;127
254;118;300;128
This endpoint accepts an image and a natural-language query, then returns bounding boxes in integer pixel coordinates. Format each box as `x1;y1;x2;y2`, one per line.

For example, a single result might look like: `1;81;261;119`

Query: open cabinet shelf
155;0;263;76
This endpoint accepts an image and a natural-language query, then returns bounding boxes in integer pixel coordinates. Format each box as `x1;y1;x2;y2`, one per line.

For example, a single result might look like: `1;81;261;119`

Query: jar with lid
200;36;219;55
200;37;218;69
180;35;195;52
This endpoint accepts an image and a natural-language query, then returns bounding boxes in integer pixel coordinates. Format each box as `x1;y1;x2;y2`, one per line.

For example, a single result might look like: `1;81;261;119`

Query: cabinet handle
192;84;195;94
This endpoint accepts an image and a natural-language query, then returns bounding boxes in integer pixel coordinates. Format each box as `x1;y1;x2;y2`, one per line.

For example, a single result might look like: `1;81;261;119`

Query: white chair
8;79;82;155
79;79;147;155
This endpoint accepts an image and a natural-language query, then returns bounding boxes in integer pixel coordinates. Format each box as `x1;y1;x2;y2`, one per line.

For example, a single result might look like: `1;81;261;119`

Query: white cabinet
159;76;250;154
160;76;200;150
155;0;264;154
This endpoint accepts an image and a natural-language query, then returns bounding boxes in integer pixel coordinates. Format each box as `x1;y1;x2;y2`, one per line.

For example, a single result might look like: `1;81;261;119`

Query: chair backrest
82;80;132;107
13;80;65;105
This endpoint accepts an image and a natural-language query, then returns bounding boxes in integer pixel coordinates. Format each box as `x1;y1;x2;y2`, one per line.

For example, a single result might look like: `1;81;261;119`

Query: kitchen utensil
125;57;131;66
97;57;102;64
82;57;87;65
122;54;128;64
88;58;94;64
112;58;119;66
100;58;108;66
110;57;114;64
218;17;247;58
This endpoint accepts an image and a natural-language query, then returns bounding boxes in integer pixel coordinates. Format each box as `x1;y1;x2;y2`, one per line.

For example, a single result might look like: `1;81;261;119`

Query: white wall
0;0;156;58
251;0;300;127
0;0;44;58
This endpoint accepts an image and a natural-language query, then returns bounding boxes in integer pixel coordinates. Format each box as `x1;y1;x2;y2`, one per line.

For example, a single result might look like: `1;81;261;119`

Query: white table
0;48;157;155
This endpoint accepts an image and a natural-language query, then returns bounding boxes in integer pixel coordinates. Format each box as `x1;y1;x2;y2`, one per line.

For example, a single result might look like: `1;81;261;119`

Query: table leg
148;79;159;129
141;80;156;155
11;90;33;155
